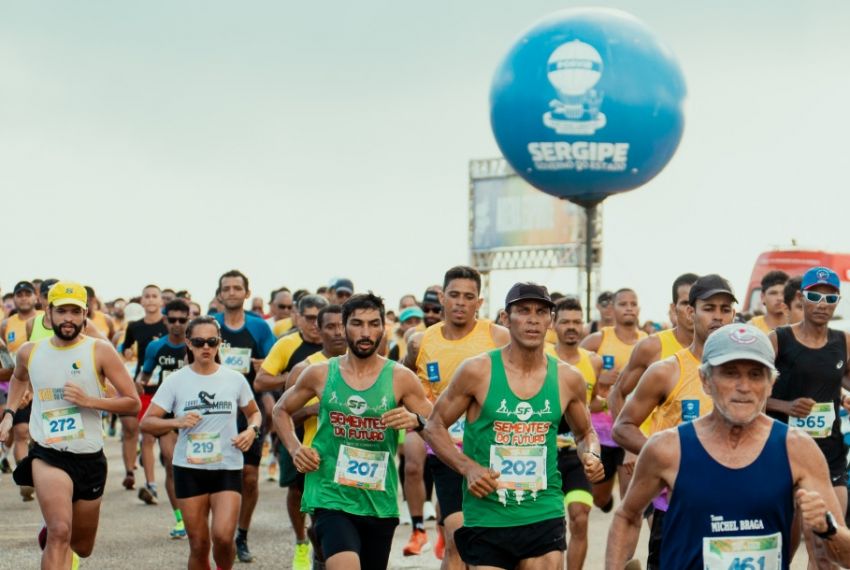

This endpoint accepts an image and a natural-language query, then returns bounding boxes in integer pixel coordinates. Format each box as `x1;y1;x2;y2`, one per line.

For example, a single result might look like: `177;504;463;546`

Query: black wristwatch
250;424;260;439
414;414;426;433
814;511;838;540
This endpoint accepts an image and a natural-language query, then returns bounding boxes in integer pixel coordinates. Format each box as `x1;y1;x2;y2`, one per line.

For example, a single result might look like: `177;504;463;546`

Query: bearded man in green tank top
425;283;605;570
275;293;432;570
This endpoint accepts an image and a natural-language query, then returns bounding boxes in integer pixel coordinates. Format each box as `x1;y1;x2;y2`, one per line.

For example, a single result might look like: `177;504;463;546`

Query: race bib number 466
334;445;389;491
703;532;782;570
42;406;85;444
220;347;252;374
789;403;835;439
489;445;546;491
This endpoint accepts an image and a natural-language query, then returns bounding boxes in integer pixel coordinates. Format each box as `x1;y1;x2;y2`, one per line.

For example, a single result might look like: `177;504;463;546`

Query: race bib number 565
789;403;835;439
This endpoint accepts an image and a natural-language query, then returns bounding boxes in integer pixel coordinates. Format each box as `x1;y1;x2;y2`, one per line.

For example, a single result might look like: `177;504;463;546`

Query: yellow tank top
639;328;686;434
416;320;498;401
90;311;110;336
651;349;713;434
302;351;327;446
749;315;772;334
6;312;41;353
546;345;597;404
597;326;647;371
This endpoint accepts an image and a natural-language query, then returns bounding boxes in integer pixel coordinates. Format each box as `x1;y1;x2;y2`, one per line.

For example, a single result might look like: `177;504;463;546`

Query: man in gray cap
606;323;850;569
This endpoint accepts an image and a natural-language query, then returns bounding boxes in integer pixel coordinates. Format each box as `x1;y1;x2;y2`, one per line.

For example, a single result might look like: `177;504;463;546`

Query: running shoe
402;529;430;556
20;485;35;502
138;484;158;505
435;528;445;560
122;471;135;490
292;542;311;570
170;521;187;539
0;456;11;473
235;536;254;563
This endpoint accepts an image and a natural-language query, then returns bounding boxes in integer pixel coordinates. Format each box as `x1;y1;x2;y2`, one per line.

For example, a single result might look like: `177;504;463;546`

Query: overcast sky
3;1;849;321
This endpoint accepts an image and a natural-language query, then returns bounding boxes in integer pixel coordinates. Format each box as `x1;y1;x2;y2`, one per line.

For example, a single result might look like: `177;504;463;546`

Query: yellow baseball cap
47;281;88;309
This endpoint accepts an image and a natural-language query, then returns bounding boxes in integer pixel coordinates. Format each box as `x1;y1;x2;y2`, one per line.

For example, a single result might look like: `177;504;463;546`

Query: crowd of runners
2;266;850;569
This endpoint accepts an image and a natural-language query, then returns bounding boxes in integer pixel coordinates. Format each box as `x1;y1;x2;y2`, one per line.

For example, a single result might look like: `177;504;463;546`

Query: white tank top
29;336;106;453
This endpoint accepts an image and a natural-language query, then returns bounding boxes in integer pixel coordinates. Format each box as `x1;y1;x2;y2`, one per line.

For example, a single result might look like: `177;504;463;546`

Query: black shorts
173;465;243;499
600;444;624;483
427;454;463;523
558;448;591;496
237;411;262;467
313;508;398;569
13;403;31;426
455;516;566;569
14;443;107;502
647;507;665;570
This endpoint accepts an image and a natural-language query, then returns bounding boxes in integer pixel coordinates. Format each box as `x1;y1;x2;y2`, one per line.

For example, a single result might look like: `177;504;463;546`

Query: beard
52;321;84;341
347;336;379;359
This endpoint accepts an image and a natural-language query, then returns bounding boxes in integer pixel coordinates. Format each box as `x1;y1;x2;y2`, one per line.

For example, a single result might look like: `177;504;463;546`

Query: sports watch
814;511;838;540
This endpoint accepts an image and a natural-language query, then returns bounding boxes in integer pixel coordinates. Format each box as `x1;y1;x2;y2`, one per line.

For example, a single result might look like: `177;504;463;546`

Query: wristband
584;450;601;460
414;414;426;433
2;408;14;419
249;424;260;438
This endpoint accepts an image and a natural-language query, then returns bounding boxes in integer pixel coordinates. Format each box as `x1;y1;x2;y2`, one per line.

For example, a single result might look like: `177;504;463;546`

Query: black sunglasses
422;306;442;314
189;337;220;348
167;317;188;324
277;304;293;310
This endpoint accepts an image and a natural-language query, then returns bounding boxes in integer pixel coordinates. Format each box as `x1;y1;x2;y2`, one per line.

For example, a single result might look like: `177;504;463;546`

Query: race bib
220;346;252;374
449;416;465;445
334;445;389;491
42;406;85;444
186;433;223;464
489;445;547;491
681;399;700;423
789;403;835;438
703;532;782;570
426;361;441;383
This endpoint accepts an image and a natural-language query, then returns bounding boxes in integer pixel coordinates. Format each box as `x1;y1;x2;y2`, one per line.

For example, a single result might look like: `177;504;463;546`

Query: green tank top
30;315;53;342
302;356;399;518
462;349;564;527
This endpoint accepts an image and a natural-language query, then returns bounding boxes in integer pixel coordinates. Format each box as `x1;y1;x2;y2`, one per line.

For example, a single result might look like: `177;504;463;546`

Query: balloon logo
490;8;687;207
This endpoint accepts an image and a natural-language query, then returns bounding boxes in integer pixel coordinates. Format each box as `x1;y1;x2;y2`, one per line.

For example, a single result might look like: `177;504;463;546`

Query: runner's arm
139;402;181;436
612;359;673;454
254;340;288;392
284;360;317;427
561;364;604;482
788;429;850;565
579;331;602;352
605;431;674;568
423;357;483;477
402;332;423;372
383;366;432;430
0;345;34;440
609;336;657;418
273;363;324;454
233;398;262;451
489;322;511;346
68;340;140;415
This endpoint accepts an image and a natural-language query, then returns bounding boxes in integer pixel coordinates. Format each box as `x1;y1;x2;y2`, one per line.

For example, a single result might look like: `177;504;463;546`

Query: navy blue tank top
661;421;793;569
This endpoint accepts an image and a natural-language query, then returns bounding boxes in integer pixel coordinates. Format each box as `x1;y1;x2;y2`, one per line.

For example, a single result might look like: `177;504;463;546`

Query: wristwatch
414;414;426;433
249;424;260;439
814;511;838;540
2;408;14;420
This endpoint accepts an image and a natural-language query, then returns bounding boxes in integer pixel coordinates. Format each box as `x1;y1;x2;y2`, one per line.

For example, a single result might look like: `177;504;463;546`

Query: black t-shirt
124;318;168;377
141;337;187;395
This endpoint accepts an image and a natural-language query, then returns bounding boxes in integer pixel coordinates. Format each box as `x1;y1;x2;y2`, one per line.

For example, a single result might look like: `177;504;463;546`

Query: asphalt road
0;435;811;568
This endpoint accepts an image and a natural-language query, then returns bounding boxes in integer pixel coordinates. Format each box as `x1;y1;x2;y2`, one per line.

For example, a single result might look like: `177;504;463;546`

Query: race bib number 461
42;406;85;444
334;445;389;491
703;532;782;570
489;445;546;491
789;403;835;439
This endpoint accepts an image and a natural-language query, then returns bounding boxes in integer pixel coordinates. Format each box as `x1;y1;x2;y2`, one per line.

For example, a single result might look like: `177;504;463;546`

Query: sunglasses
276;304;293;310
802;291;841;305
167;317;188;324
189;337;221;348
422;306;442;314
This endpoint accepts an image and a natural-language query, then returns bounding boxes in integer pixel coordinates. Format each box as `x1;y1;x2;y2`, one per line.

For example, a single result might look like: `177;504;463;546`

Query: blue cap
399;306;424;323
801;266;840;291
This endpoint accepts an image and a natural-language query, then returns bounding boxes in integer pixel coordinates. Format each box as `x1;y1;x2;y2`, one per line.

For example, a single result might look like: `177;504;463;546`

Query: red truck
744;249;850;326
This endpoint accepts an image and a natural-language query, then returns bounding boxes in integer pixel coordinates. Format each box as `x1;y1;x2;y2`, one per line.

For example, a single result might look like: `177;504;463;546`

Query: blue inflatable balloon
490;8;686;207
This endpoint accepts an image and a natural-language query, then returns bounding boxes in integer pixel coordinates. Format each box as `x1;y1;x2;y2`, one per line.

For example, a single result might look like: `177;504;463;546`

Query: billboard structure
469;158;602;316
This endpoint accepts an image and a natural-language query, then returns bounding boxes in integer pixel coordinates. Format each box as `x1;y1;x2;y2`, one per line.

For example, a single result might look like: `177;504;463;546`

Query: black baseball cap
422;290;441;307
505;282;554;309
332;278;354;295
597;290;615;305
13;281;35;295
40;278;59;297
688;274;737;305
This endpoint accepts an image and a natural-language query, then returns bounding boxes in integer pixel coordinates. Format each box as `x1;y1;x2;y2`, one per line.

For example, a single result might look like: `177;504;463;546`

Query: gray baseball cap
702;323;776;370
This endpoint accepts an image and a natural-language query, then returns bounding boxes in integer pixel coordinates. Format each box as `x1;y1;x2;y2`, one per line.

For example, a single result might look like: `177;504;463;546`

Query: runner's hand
465;464;500;498
62;382;91;408
232;429;256;452
582;451;605;483
0;416;12;443
788;397;816;418
622;451;637;476
796;489;830;534
293;446;320;473
176;412;201;429
381;407;418;430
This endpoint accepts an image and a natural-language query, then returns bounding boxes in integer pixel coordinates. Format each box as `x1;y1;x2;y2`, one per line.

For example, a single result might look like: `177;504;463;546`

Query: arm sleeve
151;375;175;413
141;341;159;374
